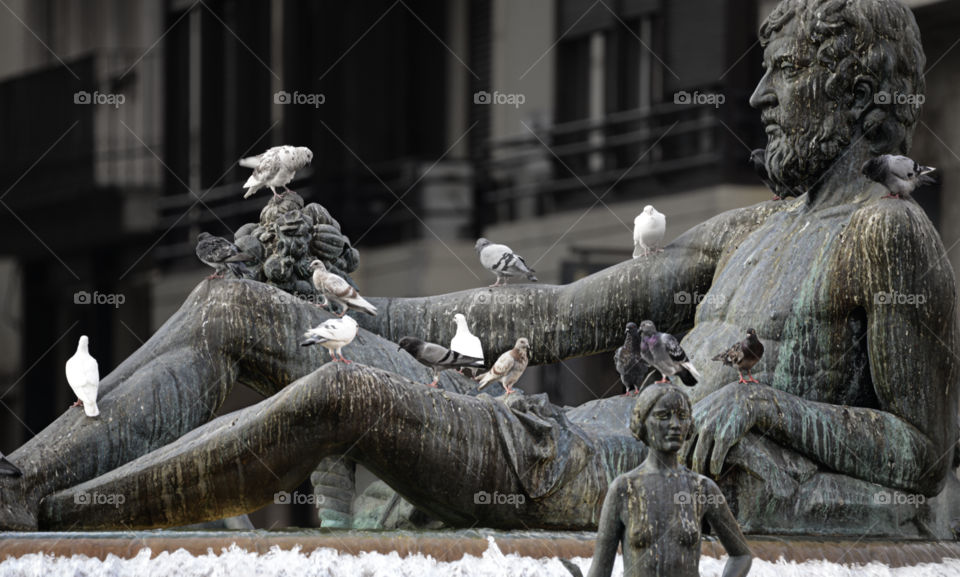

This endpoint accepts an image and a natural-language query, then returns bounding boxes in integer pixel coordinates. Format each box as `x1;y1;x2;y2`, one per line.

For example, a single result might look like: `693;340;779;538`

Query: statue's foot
0;478;38;531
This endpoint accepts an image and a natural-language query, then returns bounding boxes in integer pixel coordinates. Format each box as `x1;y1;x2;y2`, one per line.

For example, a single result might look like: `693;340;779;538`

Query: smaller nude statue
588;384;752;577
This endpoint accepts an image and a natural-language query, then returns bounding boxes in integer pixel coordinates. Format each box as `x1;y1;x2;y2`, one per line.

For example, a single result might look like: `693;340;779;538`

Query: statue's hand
681;382;780;477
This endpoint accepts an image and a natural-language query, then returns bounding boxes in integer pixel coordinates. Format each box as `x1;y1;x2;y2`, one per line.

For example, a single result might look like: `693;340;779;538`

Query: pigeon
451;314;485;376
638;321;700;387
240;145;313;199
300;316;366;363
614;322;649;396
66;336;100;417
477;338;530;395
861;154;937;200
196;232;256;280
310;260;377;317
749;149;802;200
475;239;538;287
712;328;765;384
633;206;666;258
0;451;22;477
397;337;486;387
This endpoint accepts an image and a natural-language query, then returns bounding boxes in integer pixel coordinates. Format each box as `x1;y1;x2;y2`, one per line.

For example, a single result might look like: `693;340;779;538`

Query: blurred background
0;0;954;528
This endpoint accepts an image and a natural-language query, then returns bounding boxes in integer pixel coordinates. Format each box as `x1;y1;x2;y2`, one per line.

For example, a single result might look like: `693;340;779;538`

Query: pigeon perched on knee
476;239;537;287
397;337;485;387
309;260;377;317
861;154;937;200
639;321;700;387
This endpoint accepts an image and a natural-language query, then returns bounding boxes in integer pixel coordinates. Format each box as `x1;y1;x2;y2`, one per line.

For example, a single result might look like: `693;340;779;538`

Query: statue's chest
625;474;701;549
699;209;851;335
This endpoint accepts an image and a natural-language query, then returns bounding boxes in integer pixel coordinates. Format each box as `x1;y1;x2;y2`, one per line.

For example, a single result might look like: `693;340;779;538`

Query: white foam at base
2;537;960;576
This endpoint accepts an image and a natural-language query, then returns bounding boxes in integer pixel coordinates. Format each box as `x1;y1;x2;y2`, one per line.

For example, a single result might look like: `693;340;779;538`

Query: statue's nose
750;69;778;109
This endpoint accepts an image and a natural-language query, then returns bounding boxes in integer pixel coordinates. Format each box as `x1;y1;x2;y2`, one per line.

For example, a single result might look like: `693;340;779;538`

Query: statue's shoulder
846;199;940;253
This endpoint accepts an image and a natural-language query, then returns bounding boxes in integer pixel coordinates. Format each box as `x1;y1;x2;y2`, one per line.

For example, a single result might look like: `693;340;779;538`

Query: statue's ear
851;76;876;120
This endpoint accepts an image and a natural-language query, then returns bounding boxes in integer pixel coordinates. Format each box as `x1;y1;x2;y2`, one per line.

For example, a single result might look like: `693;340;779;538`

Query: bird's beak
397;345;402;351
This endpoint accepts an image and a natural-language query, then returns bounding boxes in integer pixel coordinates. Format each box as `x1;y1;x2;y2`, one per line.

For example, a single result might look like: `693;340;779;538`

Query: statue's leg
0;347;236;531
38;364;527;530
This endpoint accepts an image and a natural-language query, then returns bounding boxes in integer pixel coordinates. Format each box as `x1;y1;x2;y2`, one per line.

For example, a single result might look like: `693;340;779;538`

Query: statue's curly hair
630;383;694;446
760;0;926;155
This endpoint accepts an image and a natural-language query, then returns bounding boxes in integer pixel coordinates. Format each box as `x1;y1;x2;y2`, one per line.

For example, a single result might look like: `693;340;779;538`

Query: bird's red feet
746;374;760;384
655;378;671;384
773;196;781;201
338;355;353;364
881;193;901;200
70;399;84;408
427;378;439;388
205;273;223;280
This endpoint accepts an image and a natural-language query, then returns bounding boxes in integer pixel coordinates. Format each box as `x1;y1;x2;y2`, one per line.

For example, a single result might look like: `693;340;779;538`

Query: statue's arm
359;204;774;364
587;476;626;577
702;479;752;577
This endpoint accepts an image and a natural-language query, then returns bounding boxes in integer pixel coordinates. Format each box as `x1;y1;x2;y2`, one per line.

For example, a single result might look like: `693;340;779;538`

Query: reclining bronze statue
2;0;959;541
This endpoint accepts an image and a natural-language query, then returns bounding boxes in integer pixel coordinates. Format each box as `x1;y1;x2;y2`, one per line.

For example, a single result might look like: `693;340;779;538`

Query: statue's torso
683;201;875;407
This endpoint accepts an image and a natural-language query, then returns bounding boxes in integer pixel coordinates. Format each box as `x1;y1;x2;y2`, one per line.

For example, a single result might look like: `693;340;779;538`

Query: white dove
633;205;666;258
240;145;313;199
300;316;366;363
66;336;100;417
451;313;484;376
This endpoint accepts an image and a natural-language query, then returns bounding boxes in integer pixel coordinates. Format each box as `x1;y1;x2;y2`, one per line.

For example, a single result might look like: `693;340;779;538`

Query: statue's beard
765;107;852;189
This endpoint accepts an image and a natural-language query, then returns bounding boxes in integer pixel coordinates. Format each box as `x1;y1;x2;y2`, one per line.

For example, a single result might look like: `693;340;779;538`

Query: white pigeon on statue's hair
861;155;936;200
240;145;313;199
475;239;537;287
633;205;666;258
66;336;100;418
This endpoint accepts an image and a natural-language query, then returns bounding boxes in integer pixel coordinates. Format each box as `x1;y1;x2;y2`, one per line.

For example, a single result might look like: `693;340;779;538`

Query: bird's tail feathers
227;262;254;279
225;252;255;263
239;156;261;168
526;274;538;283
301;336;329;347
84;401;100;418
633;243;643;258
350;298;378;316
920;167;938;186
682;361;702;380
0;454;22;477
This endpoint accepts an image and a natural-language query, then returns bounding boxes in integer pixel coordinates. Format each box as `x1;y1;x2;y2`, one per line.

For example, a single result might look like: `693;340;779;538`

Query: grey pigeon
309;260;377;317
477;338;530;394
861;154;936;200
476;238;537;287
712;328;765;384
397;336;485;387
196;232;255;280
750;149;802;200
241;145;313;199
639;321;701;387
0;451;22;477
614;322;650;396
